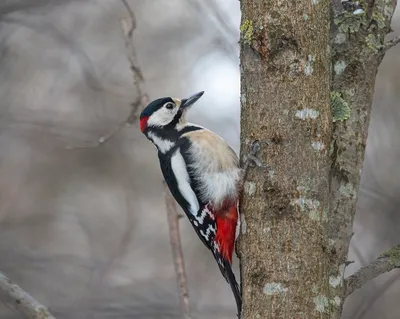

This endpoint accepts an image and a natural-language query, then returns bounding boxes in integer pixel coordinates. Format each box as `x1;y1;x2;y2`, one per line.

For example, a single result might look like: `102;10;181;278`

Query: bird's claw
242;139;272;179
250;140;261;155
247;140;270;169
247;154;265;168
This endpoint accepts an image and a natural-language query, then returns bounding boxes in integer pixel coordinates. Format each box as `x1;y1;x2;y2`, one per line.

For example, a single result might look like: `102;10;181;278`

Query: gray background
0;1;399;318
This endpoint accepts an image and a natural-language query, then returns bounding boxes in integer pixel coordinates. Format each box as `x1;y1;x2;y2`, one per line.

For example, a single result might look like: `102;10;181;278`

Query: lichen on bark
239;0;398;318
328;0;398;314
239;0;332;318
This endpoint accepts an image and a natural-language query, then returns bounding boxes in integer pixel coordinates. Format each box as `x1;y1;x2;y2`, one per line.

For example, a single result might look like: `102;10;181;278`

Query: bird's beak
180;91;204;110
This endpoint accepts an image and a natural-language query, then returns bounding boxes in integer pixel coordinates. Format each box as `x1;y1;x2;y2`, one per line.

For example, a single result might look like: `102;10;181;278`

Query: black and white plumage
139;91;242;316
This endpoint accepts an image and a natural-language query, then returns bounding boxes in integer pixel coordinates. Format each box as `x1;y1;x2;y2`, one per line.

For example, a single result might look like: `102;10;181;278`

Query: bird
139;91;242;316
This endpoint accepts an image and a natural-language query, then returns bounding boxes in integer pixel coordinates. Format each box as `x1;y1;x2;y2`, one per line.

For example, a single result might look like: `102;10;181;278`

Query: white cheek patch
147;107;177;127
170;150;200;216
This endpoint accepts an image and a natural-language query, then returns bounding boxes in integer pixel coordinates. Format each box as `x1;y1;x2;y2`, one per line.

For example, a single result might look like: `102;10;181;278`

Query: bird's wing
159;146;215;248
160;147;200;216
188;203;218;250
159;145;241;315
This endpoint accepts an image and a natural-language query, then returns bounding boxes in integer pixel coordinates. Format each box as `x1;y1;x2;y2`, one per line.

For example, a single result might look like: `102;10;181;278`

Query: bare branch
121;0;136;32
163;182;192;319
93;0;148;144
66;1;148;149
345;245;400;297
91;0;148;141
382;36;400;54
0;271;56;318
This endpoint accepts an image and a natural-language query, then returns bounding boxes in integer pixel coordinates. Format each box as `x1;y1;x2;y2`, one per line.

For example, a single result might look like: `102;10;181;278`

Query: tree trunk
238;0;398;318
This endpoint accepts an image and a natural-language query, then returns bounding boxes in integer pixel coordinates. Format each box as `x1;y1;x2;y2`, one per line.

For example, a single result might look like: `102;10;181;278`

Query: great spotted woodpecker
139;91;242;316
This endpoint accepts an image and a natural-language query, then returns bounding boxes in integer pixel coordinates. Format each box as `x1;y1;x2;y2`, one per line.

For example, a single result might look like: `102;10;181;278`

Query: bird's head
139;91;204;134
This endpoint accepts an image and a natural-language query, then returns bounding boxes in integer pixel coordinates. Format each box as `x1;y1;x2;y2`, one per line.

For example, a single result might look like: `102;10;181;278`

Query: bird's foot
242;140;272;177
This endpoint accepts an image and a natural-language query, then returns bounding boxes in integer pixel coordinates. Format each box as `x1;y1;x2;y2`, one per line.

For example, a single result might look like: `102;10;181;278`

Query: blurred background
0;1;398;318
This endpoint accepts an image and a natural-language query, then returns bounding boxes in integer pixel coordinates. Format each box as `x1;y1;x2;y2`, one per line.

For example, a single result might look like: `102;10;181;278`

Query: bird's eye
165;102;175;110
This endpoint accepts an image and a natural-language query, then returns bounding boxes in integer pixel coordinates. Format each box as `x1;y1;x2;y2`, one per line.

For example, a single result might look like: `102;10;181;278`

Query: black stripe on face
148;125;202;142
163;111;182;130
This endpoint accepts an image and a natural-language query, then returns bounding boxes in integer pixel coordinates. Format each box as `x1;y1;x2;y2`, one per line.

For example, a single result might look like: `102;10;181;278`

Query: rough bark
238;0;398;318
328;1;398;315
239;1;332;318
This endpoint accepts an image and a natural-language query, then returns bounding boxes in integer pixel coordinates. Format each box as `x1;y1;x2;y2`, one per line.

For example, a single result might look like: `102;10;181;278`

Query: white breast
183;129;241;208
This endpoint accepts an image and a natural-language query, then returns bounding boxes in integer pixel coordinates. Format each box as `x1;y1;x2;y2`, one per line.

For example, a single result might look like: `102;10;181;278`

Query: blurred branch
163;182;192;319
65;0;148;149
120;2;192;318
92;0;149;144
121;0;136;31
0;271;56;318
345;245;400;297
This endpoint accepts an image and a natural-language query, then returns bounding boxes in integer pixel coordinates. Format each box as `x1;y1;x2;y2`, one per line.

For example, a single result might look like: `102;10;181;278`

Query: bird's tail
215;255;242;318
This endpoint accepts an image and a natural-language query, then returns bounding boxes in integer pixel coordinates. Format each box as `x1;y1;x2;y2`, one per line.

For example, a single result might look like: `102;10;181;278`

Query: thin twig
121;0;136;33
163;182;192;319
96;0;147;136
120;5;143;83
345;245;400;297
66;0;147;150
0;271;56;318
95;0;147;142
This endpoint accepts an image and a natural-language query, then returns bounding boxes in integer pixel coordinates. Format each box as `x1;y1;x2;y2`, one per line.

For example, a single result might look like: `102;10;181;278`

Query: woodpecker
139;91;242;316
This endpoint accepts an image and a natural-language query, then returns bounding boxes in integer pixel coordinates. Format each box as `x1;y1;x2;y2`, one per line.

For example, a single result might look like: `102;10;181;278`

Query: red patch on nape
215;205;238;264
140;116;149;132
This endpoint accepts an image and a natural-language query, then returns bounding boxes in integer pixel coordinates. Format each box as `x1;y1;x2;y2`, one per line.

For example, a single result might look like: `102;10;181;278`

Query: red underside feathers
214;204;238;264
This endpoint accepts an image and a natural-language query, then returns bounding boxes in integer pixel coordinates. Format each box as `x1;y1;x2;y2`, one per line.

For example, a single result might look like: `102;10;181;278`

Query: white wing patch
170;150;200;216
148;132;174;153
147;105;179;127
